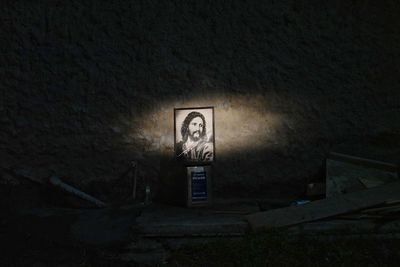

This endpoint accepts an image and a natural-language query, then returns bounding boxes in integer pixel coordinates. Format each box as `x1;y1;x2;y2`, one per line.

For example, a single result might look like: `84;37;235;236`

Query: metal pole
131;161;138;200
49;176;107;208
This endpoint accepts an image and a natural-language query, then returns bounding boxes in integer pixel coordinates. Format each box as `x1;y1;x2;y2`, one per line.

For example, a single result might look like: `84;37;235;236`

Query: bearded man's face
188;116;204;141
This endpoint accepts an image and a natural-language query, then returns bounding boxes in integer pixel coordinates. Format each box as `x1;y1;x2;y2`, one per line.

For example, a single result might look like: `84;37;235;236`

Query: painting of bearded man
174;107;215;164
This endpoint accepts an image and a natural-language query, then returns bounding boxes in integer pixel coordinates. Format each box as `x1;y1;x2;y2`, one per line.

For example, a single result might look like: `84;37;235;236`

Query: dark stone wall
1;1;399;202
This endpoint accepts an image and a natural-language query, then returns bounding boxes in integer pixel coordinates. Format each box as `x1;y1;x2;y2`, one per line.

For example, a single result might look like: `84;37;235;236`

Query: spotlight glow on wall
123;92;288;159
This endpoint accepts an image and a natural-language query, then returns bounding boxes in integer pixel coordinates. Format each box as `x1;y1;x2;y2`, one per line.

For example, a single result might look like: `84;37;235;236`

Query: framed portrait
174;107;215;164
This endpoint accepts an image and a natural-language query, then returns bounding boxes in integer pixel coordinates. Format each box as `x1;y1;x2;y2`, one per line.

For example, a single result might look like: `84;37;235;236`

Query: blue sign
191;171;207;202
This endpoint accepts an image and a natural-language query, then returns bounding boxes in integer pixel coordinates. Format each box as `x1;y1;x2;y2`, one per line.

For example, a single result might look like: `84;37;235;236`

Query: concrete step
134;204;249;237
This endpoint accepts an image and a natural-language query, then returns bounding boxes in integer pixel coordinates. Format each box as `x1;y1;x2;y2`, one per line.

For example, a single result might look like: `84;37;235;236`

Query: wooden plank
379;207;400;215
335;213;382;220
361;204;400;214
358;177;386;188
385;200;400;205
328;152;398;172
326;155;398;198
245;181;400;232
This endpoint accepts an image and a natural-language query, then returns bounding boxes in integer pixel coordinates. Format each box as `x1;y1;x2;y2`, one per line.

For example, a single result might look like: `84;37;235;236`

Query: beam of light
120;92;288;159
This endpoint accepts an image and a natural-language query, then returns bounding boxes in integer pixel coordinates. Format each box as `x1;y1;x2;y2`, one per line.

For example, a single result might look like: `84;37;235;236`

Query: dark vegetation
165;230;400;267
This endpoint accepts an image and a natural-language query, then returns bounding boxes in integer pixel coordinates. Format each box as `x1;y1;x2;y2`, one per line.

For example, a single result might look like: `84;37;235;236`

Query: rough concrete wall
1;1;399;202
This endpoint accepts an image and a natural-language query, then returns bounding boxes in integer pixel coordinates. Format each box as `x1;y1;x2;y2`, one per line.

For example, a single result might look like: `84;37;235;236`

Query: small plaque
191;170;207;202
187;166;212;207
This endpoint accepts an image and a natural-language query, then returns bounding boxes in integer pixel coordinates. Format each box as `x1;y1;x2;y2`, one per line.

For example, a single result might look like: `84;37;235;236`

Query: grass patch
164;230;400;267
